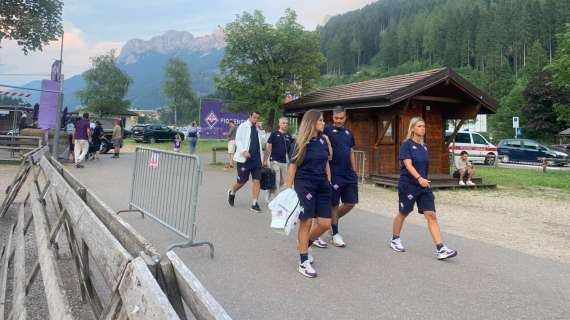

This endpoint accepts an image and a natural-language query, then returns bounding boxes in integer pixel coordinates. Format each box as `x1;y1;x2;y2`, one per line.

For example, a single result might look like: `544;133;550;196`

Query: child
174;134;182;152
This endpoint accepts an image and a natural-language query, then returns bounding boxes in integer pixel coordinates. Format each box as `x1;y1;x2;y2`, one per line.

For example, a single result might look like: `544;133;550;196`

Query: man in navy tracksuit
315;106;358;248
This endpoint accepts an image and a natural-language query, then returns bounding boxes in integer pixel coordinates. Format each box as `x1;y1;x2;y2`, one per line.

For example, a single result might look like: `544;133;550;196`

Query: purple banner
200;99;248;139
38;80;59;129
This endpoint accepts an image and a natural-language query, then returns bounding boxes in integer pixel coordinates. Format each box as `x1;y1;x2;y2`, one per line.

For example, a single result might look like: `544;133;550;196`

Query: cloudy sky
0;0;373;86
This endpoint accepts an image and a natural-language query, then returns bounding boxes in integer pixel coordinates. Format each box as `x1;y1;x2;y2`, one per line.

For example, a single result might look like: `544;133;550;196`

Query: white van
445;131;498;165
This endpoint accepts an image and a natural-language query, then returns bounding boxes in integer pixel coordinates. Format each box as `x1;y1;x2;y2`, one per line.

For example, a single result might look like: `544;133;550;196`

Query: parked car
550;144;570;154
497;139;569;163
132;124;184;143
445;131;498;165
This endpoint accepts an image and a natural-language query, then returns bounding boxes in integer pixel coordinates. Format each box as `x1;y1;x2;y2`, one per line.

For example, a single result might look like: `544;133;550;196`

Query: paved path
68;152;570;320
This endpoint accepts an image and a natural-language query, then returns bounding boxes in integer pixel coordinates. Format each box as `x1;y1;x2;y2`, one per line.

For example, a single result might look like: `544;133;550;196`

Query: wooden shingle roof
284;67;498;114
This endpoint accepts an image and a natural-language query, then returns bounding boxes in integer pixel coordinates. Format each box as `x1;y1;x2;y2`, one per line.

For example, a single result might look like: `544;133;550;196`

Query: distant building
448;114;487;133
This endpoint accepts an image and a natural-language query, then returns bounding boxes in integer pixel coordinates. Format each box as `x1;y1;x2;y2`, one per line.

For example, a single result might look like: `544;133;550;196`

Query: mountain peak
118;29;226;64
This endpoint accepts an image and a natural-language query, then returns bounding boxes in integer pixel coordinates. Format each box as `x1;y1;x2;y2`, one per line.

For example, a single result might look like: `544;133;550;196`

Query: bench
212;146;228;164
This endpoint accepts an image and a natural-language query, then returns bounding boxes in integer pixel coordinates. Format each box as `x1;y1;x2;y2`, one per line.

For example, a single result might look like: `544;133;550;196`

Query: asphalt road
68;152;570;320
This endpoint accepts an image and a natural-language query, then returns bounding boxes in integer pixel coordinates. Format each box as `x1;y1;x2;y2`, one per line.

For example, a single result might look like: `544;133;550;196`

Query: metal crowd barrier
0;135;42;161
123;147;214;256
353;150;367;184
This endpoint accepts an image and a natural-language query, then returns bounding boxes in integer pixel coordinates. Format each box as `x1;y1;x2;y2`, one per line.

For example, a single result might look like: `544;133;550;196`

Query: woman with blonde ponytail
389;117;457;260
286;109;332;278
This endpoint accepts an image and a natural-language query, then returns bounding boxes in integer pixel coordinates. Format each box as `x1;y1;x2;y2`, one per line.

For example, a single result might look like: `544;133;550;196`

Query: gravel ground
358;183;570;265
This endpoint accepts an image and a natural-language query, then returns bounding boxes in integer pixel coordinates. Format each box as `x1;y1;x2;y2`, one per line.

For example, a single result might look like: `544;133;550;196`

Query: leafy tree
217;9;325;129
0;0;63;53
163;57;198;125
549;23;570;90
76;51;131;116
521;71;567;141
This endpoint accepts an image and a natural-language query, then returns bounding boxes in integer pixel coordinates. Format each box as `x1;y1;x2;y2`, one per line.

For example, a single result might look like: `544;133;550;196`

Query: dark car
551;144;570;154
498;139;569;163
132;124;184;143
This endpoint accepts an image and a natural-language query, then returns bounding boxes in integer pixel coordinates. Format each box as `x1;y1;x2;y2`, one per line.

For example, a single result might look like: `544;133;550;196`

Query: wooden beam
117;257;180;320
45;156;160;260
10;204;27;320
39;156;132;291
446;119;466;149
30;186;74;320
166;251;232;320
413;95;464;104
0;224;14;320
373;116;395;149
158;259;187;319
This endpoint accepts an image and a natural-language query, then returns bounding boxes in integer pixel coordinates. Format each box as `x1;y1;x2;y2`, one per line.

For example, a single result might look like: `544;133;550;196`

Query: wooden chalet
284;68;498;189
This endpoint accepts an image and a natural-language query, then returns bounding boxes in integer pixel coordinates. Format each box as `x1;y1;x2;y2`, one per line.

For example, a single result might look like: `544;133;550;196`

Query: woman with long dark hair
286;110;332;278
390;117;457;260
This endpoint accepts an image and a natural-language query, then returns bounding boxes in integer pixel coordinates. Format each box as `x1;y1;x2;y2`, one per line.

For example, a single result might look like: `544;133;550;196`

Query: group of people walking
227;107;457;279
66;113;123;168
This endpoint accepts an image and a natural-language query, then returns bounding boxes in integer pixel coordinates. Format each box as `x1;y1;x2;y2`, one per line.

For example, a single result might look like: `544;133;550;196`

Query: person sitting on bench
453;151;476;186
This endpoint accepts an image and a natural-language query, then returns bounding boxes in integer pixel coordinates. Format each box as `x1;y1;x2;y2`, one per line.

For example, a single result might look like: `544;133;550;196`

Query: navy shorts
294;178;332;220
236;163;261;183
331;182;359;206
398;183;436;215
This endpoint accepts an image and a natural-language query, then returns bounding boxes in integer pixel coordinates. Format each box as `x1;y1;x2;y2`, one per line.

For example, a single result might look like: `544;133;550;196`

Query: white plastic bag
268;188;300;236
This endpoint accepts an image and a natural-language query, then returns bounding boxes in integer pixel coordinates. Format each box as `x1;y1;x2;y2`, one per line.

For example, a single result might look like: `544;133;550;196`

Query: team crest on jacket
407;194;413;200
319;138;324;144
345;130;350;135
306;193;313;200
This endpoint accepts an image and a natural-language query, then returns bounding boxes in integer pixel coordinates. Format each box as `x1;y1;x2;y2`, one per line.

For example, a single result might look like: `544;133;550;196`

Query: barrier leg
116;209;145;219
167;240;215;259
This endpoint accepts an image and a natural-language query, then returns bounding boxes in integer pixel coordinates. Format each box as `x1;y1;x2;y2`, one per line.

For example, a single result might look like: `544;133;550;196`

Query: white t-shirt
454;156;470;170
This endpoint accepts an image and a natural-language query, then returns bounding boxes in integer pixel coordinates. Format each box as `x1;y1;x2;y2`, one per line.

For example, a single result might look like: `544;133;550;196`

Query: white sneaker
313;238;328;248
437;245;458;260
390;237;406;252
331;233;346;247
466;180;476;186
298;260;317;278
459;180;466;186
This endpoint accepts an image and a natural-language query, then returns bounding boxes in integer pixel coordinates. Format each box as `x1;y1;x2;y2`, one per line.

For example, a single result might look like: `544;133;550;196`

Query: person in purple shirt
73;113;92;168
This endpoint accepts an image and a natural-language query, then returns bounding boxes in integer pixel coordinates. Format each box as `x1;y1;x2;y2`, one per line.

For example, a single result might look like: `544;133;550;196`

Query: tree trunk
267;107;277;131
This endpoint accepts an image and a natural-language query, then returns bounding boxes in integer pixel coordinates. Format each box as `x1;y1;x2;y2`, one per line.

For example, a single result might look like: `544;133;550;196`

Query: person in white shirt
453;151;476;185
227;111;265;213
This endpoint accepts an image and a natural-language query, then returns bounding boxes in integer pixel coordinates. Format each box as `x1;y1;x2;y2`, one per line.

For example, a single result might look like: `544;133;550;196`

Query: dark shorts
294;178;332;220
331;182;359;206
112;138;123;148
68;135;74;152
236;163;261;183
398;182;436;215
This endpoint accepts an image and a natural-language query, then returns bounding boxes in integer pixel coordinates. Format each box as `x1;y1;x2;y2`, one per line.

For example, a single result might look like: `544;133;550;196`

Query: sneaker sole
313;242;328;249
437;251;458;260
390;243;406;252
298;268;317;278
250;208;262;213
331;241;346;248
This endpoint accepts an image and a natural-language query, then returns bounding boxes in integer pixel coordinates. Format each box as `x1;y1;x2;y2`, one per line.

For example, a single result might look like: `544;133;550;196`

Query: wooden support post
166;251;231;320
117;258;180;319
0;224;14;320
157;259;187;319
446;119;466;149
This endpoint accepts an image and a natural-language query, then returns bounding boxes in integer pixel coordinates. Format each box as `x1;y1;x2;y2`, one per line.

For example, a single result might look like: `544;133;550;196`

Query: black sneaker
228;190;235;207
75;164;84;168
250;202;262;213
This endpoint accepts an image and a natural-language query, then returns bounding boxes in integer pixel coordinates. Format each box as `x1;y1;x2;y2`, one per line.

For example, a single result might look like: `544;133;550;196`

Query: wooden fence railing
0;149;231;319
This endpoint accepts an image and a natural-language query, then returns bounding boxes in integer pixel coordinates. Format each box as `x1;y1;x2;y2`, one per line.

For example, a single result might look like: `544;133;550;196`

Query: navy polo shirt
324;125;357;184
294;136;329;180
246;124;262;168
267;130;292;163
399;139;429;185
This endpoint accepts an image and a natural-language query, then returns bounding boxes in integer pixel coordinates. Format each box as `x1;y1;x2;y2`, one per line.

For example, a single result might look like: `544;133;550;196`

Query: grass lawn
476;166;570;192
122;138;227;154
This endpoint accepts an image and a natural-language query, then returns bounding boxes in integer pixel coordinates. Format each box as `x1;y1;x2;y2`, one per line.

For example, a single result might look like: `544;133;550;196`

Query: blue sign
515;127;522;138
